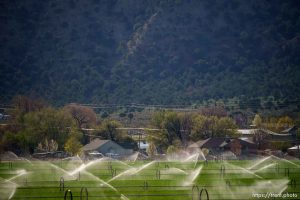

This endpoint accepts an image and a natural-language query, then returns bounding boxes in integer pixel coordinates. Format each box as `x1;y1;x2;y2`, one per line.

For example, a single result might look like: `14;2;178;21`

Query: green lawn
0;157;299;200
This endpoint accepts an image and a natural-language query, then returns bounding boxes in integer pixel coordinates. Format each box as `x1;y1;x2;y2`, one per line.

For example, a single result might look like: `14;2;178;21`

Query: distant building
237;129;258;137
238;128;298;150
82;139;133;158
281;126;298;136
138;140;149;150
287;145;300;157
187;137;257;157
0;113;10;120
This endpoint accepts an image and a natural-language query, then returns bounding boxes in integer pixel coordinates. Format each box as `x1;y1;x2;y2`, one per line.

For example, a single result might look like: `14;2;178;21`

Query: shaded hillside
0;0;300;106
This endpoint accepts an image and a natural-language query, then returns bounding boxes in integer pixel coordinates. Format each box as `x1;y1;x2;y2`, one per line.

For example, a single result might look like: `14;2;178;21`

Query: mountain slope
0;0;300;105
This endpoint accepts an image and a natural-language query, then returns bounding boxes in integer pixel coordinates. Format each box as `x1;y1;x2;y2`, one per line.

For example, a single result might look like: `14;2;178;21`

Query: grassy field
0;157;299;200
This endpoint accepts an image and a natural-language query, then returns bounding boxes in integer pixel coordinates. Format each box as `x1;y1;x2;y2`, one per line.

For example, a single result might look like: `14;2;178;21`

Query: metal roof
82;139;110;151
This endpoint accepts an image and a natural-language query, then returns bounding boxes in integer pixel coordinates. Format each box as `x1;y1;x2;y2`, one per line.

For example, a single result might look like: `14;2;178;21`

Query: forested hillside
1;0;300;106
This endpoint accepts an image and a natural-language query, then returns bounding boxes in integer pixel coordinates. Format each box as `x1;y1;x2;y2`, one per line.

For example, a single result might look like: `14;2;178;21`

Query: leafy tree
10;95;47;124
163;112;182;145
1;131;23;155
151;111;187;146
191;115;213;140
166;145;177;159
179;113;193;145
276;116;294;131
64;137;82;156
96;120;122;141
146;130;169;153
252;114;262;128
146;142;157;158
264;117;278;132
191;115;237;139
64;127;83;156
212;117;237;137
23;107;75;150
101;112;109;119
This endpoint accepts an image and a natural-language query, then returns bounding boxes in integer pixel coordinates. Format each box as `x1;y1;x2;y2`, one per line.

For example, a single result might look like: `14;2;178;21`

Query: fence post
156;169;160;180
59;177;65;191
143;181;148;190
284;168;289;177
290;178;296;190
220;165;225;177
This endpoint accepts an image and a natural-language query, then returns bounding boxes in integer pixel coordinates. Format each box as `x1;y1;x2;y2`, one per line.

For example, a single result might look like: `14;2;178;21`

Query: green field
0;157;299;200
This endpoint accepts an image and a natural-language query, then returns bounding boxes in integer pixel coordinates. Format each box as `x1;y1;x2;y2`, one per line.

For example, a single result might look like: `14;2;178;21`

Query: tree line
0;96;136;156
1;95;299;157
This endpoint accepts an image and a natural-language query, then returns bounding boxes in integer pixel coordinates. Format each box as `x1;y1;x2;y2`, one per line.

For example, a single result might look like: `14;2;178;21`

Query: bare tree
64;104;97;128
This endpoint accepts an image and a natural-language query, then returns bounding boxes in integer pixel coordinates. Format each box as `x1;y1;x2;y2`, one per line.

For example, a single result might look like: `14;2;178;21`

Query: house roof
189;137;257;149
83;139;110;151
237;129;257;135
239;137;255;144
188;138;210;148
288;145;300;150
203;138;228;148
281;126;297;133
261;129;292;136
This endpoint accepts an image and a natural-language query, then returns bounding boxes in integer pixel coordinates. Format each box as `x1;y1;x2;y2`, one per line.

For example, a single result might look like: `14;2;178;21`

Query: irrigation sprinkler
80;187;88;200
290;178;296;190
226;180;231;188
216;156;222;162
111;168;117;177
108;161;112;169
143;181;149;190
59;177;65;191
204;160;208;166
64;189;73;200
191;185;199;200
275;163;279;174
24;177;27;186
199;188;209;200
155;162;160;168
220;165;225;177
165;164;169;169
284;168;290;177
218;156;223;162
156;169;161;180
8;161;12;169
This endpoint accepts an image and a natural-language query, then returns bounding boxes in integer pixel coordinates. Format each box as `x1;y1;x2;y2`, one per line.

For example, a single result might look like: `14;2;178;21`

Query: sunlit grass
0;158;299;200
